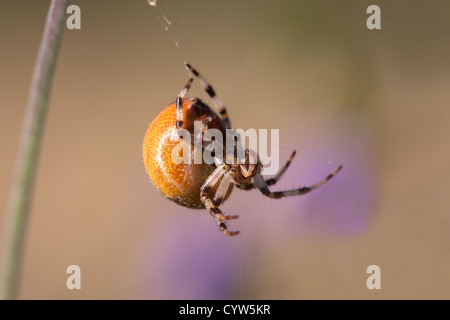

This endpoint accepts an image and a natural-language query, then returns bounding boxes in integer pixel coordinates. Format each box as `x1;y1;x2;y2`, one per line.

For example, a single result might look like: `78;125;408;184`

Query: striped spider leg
185;62;231;129
252;164;343;199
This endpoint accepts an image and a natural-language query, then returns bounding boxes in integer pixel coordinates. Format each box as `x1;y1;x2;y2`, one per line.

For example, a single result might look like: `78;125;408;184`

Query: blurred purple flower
138;211;244;299
273;114;377;236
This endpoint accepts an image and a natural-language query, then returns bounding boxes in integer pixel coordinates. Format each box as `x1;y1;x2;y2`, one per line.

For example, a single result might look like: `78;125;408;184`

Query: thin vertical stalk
1;0;70;300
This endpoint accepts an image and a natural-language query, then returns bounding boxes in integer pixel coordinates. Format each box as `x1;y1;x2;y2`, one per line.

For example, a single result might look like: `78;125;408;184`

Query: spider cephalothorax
143;63;342;236
228;149;261;185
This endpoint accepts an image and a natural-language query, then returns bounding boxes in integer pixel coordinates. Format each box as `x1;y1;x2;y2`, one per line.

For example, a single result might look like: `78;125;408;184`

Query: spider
142;63;342;236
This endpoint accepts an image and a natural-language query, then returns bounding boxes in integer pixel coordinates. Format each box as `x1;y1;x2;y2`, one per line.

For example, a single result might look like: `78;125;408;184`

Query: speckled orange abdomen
143;99;233;208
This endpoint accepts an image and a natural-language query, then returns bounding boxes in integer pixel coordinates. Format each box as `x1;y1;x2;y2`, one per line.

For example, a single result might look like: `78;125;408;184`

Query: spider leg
254;165;343;199
176;78;194;134
201;164;239;236
175;79;218;148
213;170;234;204
185;63;231;129
237;151;297;190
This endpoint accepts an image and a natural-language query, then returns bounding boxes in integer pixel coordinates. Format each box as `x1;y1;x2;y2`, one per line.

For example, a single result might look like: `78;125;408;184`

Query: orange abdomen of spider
143;99;233;208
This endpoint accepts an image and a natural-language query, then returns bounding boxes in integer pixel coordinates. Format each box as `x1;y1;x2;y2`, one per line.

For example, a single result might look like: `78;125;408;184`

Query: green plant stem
1;0;70;300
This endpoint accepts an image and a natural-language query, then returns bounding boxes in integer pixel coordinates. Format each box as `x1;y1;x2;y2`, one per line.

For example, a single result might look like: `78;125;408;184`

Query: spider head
233;149;260;184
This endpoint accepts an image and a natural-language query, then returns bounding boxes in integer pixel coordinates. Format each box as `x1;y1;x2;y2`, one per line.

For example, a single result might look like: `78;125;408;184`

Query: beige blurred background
1;0;449;299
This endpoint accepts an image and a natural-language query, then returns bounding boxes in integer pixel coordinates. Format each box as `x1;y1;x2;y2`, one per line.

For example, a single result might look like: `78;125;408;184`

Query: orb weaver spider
143;63;342;236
